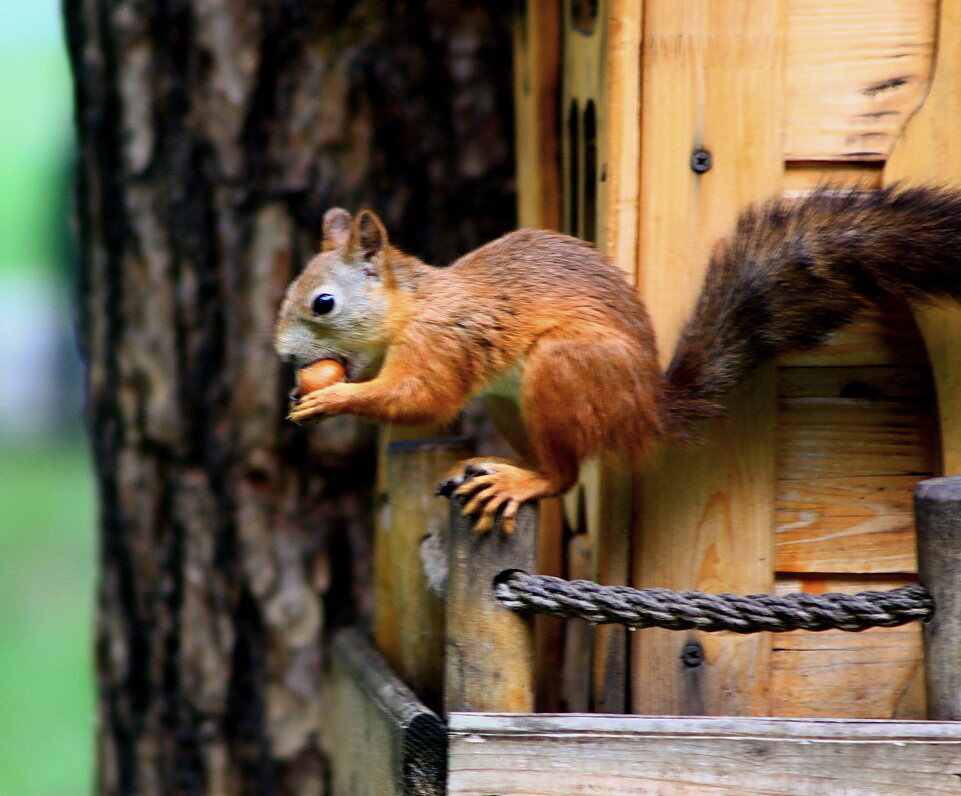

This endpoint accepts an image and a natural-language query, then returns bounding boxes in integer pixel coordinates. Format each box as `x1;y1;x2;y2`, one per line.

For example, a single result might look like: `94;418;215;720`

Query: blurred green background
0;1;96;793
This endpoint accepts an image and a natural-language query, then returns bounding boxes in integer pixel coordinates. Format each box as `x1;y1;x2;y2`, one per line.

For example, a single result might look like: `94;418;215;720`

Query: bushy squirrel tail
663;185;961;436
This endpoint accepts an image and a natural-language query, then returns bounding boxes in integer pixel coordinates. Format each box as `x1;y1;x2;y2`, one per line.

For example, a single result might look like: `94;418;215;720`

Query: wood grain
444;499;538;715
329;628;445;796
915;477;961;720
513;0;561;231
785;0;936;162
884;0;961;474
771;578;924;719
375;438;473;712
778;306;929;367
776;513;916;573
599;0;642;278
631;0;783;718
448;713;961;795
777;399;937;480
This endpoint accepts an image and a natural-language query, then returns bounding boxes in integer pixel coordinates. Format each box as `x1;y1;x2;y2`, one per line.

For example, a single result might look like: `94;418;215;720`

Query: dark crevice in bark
67;0;516;790
224;590;271;794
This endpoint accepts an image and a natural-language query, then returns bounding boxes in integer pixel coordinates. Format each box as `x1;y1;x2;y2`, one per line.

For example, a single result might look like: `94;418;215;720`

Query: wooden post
329;628;446;796
374;437;474;711
914;476;961;720
445;497;538;715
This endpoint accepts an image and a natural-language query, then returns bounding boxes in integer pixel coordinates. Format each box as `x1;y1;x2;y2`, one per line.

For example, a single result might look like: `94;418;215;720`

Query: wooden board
778;306;929;367
329;629;445;796
771;578;925;719
632;0;783;716
512;0;561;230
884;0;961;475
777;400;936;480
785;0;936;162
447;713;961;795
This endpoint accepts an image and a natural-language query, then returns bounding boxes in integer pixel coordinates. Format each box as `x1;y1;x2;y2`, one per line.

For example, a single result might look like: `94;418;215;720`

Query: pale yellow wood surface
776;474;922;573
783;162;882;193
884;0;961;474
599;0;642;278
786;0;936;162
776;514;916;574
561;0;606;241
560;0;638;713
513;0;561;230
779;306;929;367
632;1;784;716
777;400;937;480
771;578;925;719
448;714;961;795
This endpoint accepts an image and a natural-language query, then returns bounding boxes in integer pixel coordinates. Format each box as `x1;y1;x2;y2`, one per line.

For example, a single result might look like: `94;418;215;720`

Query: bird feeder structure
328;2;961;793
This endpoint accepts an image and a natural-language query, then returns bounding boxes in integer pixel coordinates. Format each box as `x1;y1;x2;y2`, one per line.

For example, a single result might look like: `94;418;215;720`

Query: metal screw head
690;149;713;174
680;640;704;667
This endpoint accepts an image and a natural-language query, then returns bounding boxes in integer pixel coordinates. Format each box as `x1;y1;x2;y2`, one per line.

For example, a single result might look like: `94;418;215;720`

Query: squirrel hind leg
437;457;568;534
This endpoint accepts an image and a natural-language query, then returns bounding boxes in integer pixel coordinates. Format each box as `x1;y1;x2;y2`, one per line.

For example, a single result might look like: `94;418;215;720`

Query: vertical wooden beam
631;1;785;716
884;0;961;475
374;437;473;711
513;0;562;230
586;0;643;713
914;476;961;720
600;0;643;279
445;499;538;714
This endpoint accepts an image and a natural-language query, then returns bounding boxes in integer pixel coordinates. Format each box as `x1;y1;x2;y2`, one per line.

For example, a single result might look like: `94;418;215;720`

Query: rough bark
64;1;514;792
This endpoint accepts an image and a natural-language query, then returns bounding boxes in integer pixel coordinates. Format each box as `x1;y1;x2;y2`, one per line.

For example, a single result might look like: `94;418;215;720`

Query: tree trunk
64;1;514;792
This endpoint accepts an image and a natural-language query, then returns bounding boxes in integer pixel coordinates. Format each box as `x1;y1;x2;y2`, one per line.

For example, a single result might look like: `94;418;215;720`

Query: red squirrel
274;186;961;531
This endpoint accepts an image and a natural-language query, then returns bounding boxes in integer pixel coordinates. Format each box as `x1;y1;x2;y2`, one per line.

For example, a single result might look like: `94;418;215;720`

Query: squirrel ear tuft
322;208;352;251
354;210;388;261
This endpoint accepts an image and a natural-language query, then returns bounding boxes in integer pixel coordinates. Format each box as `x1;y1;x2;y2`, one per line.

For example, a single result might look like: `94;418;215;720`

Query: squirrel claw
438;459;541;535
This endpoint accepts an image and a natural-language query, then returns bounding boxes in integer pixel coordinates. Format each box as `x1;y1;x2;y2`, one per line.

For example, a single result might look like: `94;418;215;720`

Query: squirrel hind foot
438;458;558;534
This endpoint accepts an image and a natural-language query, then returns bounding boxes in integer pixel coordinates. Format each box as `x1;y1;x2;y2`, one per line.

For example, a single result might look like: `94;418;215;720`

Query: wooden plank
771;578;925;719
445;498;538;714
784;162;882;193
777;474;918;520
778;305;928;367
448;713;961;795
785;0;936;162
374;437;473;711
632;0;783;718
915;477;961;719
776;513;916;574
884;0;961;474
777;399;936;480
779;365;933;401
564;0;639;715
512;0;561;229
775;474;920;573
599;0;642;277
329;628;445;796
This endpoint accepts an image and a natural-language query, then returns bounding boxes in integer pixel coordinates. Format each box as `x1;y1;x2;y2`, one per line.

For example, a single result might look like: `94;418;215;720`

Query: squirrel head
274;208;402;381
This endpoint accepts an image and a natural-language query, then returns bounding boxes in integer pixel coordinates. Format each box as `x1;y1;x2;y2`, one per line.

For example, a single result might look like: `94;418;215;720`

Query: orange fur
277;187;961;531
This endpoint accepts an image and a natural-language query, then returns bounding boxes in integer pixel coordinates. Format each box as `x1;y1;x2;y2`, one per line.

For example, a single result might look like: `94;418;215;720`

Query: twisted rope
493;570;933;633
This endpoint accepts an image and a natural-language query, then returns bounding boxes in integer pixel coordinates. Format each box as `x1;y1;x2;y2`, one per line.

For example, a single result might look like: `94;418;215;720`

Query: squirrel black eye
311;293;336;316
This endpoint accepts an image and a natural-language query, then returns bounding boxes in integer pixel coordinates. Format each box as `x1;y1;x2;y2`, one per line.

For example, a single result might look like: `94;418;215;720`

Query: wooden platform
330;627;961;795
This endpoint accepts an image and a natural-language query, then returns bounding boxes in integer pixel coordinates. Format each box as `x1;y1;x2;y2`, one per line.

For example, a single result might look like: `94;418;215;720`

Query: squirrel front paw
287;383;351;423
